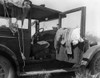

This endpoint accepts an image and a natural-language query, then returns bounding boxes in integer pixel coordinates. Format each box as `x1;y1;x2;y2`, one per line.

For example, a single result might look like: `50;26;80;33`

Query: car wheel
0;56;15;78
89;51;100;75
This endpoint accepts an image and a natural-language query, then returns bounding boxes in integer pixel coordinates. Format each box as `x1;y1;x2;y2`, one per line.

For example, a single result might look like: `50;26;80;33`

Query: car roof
0;3;61;21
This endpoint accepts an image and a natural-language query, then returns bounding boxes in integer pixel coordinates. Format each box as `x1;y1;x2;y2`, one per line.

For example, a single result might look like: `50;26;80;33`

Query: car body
0;1;100;78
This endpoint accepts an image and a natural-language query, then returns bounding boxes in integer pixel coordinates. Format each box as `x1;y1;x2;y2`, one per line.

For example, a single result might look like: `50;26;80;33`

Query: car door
57;7;86;64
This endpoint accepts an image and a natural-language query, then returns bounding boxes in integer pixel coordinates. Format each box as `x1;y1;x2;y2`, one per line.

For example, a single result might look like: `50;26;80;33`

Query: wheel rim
0;65;6;78
94;58;100;72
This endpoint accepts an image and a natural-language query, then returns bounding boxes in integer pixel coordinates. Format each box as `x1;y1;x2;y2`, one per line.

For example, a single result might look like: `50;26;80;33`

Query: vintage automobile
0;0;100;78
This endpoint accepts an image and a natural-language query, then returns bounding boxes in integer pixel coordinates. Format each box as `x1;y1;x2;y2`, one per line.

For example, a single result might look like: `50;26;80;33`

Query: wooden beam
58;13;62;28
61;6;85;15
80;7;86;38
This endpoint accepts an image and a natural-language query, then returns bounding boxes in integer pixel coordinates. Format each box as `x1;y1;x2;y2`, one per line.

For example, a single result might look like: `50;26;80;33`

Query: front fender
0;44;19;71
0;44;17;60
82;45;100;65
83;45;100;60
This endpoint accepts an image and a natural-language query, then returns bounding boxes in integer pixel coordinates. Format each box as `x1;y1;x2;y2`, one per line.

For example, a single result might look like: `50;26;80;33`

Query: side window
0;17;9;28
31;20;36;36
0;17;28;29
11;18;28;29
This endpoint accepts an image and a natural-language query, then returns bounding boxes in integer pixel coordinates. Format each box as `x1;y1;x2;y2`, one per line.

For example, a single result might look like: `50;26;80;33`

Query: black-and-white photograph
0;0;100;78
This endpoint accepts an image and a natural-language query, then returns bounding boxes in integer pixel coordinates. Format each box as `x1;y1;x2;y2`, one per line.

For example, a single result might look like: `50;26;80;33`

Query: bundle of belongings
54;27;84;64
0;0;31;24
0;0;28;7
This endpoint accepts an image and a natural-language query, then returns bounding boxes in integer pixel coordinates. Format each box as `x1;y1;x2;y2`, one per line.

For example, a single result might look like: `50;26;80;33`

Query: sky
31;0;100;38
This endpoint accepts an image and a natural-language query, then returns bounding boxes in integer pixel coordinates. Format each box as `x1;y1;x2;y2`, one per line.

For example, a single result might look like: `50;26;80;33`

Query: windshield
31;19;58;36
40;19;58;31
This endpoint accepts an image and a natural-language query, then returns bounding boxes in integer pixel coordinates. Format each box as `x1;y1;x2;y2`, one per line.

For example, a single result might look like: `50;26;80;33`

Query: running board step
20;68;78;76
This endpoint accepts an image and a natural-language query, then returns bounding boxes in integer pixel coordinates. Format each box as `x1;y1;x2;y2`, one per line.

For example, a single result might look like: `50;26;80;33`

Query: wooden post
58;13;62;28
80;7;86;38
24;10;31;59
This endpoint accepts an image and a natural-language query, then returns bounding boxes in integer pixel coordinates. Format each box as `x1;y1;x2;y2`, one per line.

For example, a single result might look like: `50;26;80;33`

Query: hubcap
95;58;100;72
0;65;5;78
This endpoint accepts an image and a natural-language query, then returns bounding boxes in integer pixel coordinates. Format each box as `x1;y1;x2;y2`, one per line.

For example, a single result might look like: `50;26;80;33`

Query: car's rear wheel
89;51;100;75
0;56;15;78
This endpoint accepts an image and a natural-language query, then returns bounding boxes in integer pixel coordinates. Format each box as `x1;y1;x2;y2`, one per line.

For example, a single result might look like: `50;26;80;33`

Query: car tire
0;56;15;78
89;51;100;75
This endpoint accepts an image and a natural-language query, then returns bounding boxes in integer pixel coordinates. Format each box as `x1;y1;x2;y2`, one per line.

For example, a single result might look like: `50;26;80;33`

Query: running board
20;68;78;76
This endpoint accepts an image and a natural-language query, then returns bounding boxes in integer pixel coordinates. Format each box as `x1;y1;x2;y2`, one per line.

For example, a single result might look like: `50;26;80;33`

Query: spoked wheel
0;56;15;78
89;51;100;75
93;53;100;74
0;65;5;78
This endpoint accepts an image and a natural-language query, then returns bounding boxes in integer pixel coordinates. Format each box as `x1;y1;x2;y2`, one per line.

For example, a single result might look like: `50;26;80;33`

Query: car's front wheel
89;51;100;75
0;56;15;78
